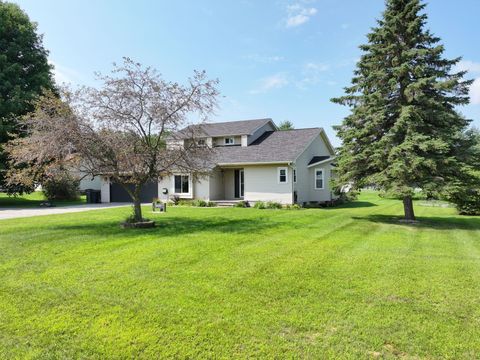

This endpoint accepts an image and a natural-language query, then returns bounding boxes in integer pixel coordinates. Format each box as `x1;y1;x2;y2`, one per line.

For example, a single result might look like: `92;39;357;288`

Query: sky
14;0;480;146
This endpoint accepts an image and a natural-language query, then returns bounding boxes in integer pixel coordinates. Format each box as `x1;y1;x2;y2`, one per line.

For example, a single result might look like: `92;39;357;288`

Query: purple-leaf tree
6;58;219;223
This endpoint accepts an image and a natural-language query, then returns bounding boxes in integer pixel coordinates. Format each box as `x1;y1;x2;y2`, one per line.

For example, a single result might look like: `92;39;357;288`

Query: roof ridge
202;118;271;126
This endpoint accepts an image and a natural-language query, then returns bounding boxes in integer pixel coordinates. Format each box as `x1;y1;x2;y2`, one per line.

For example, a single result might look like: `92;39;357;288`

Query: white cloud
49;60;83;85
455;60;480;74
454;60;480;105
296;62;330;88
244;54;284;63
470;78;480;105
304;62;329;72
250;73;289;94
285;4;317;28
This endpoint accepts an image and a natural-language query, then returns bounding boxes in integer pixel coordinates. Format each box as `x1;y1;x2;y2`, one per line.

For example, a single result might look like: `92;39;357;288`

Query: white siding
194;176;210;200
244;165;293;204
209;169;225;200
158;174;210;200
223;169;237;200
79;175;102;191
213;136;242;146
100;177;110;203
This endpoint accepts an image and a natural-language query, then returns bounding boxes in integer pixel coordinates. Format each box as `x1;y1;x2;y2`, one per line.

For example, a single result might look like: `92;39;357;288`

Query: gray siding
293;134;335;204
247;122;276;145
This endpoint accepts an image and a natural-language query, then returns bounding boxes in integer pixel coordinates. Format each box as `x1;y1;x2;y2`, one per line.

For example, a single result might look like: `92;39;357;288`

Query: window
197;139;206;146
314;169;324;190
293;169;297;183
174;175;189;194
278;167;288;184
225;137;234;145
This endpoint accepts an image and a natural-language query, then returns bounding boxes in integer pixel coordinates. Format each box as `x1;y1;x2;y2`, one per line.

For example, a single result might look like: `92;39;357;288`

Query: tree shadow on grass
321;201;378;210
51;216;280;239
351;214;480;231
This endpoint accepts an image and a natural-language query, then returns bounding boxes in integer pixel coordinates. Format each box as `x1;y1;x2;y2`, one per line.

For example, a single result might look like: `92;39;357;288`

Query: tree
443;128;480;215
0;1;56;192
331;0;472;221
6;58;219;223
278;120;294;130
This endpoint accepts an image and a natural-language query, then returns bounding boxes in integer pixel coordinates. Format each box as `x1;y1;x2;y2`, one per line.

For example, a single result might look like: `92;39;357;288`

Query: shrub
253;201;266;209
265;201;282;209
178;199;193;206
170;195;180;205
206;201;217;207
192;199;207;207
234;200;249;208
41;171;80;201
285;204;301;210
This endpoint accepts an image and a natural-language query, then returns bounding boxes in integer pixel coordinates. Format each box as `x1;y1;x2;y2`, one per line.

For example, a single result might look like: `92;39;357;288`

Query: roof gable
175;118;274;139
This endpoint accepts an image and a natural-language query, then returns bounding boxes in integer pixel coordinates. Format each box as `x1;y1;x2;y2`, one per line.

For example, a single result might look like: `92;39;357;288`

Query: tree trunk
133;197;143;222
403;195;415;221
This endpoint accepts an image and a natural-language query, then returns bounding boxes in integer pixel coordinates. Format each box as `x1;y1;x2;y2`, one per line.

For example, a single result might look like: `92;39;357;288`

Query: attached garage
109;181;158;203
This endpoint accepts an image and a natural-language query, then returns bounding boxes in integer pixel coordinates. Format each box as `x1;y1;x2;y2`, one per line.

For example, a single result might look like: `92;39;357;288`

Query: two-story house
101;118;336;205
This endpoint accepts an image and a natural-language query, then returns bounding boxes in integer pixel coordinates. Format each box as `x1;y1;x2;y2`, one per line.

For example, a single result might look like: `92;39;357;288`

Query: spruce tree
332;0;472;221
0;1;56;192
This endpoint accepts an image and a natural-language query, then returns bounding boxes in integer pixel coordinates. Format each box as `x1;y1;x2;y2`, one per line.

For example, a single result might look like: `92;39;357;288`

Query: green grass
0;192;479;358
0;191;86;207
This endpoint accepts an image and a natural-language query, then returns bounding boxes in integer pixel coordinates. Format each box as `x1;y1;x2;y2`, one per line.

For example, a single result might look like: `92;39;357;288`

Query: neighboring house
100;118;337;205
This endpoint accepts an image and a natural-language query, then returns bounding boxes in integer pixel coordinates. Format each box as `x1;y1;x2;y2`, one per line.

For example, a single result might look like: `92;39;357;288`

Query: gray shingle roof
211;128;322;166
175;118;273;139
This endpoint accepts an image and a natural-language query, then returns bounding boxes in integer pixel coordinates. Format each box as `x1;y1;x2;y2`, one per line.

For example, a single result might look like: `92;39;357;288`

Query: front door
234;169;244;198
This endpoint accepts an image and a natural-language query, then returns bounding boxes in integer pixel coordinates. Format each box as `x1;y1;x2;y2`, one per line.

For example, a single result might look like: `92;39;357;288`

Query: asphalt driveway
0;203;130;221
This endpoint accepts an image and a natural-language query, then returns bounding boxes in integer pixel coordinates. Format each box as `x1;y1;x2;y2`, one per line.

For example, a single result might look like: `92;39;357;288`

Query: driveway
0;203;131;220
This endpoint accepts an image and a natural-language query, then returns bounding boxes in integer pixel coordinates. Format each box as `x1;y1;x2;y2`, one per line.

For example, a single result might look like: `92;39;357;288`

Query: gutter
307;157;336;168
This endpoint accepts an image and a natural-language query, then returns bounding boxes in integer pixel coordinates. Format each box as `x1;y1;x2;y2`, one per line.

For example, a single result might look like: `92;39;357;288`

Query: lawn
0;192;479;359
0;191;86;207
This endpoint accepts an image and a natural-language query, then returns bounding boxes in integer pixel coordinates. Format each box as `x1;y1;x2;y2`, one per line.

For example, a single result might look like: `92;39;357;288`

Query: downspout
289;162;295;205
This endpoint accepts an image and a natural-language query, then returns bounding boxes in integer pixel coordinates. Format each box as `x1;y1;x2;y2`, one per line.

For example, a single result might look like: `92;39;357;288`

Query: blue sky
15;0;480;146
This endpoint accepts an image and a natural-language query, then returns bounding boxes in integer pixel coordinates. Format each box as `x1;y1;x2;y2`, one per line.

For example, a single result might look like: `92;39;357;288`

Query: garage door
110;181;158;203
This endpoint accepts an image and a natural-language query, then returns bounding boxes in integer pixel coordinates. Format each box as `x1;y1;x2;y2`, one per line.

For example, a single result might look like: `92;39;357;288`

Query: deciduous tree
0;1;56;192
6;58;219;223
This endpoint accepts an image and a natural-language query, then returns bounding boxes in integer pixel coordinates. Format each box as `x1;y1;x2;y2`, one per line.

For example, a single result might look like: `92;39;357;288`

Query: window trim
314;168;324;190
172;174;191;195
224;137;234;145
278;167;288;184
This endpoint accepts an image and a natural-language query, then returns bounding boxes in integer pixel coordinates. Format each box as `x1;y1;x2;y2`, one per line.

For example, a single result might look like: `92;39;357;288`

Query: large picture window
314;169;324;190
174;175;189;194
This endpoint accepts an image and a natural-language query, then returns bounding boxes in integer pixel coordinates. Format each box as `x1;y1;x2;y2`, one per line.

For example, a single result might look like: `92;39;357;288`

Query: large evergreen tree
0;1;55;191
332;0;473;221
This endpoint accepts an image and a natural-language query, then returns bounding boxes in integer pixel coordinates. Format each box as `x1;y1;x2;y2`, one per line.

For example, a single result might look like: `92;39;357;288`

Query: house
100;118;337;205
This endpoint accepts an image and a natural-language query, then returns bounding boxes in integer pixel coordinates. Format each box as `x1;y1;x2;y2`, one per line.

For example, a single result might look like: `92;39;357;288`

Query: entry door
234;169;244;198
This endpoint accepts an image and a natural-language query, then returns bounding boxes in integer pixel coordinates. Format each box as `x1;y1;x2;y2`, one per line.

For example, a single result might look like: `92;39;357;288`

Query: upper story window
314;168;324;190
224;137;234;145
293;169;297;183
197;139;206;146
174;175;190;194
278;167;288;184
